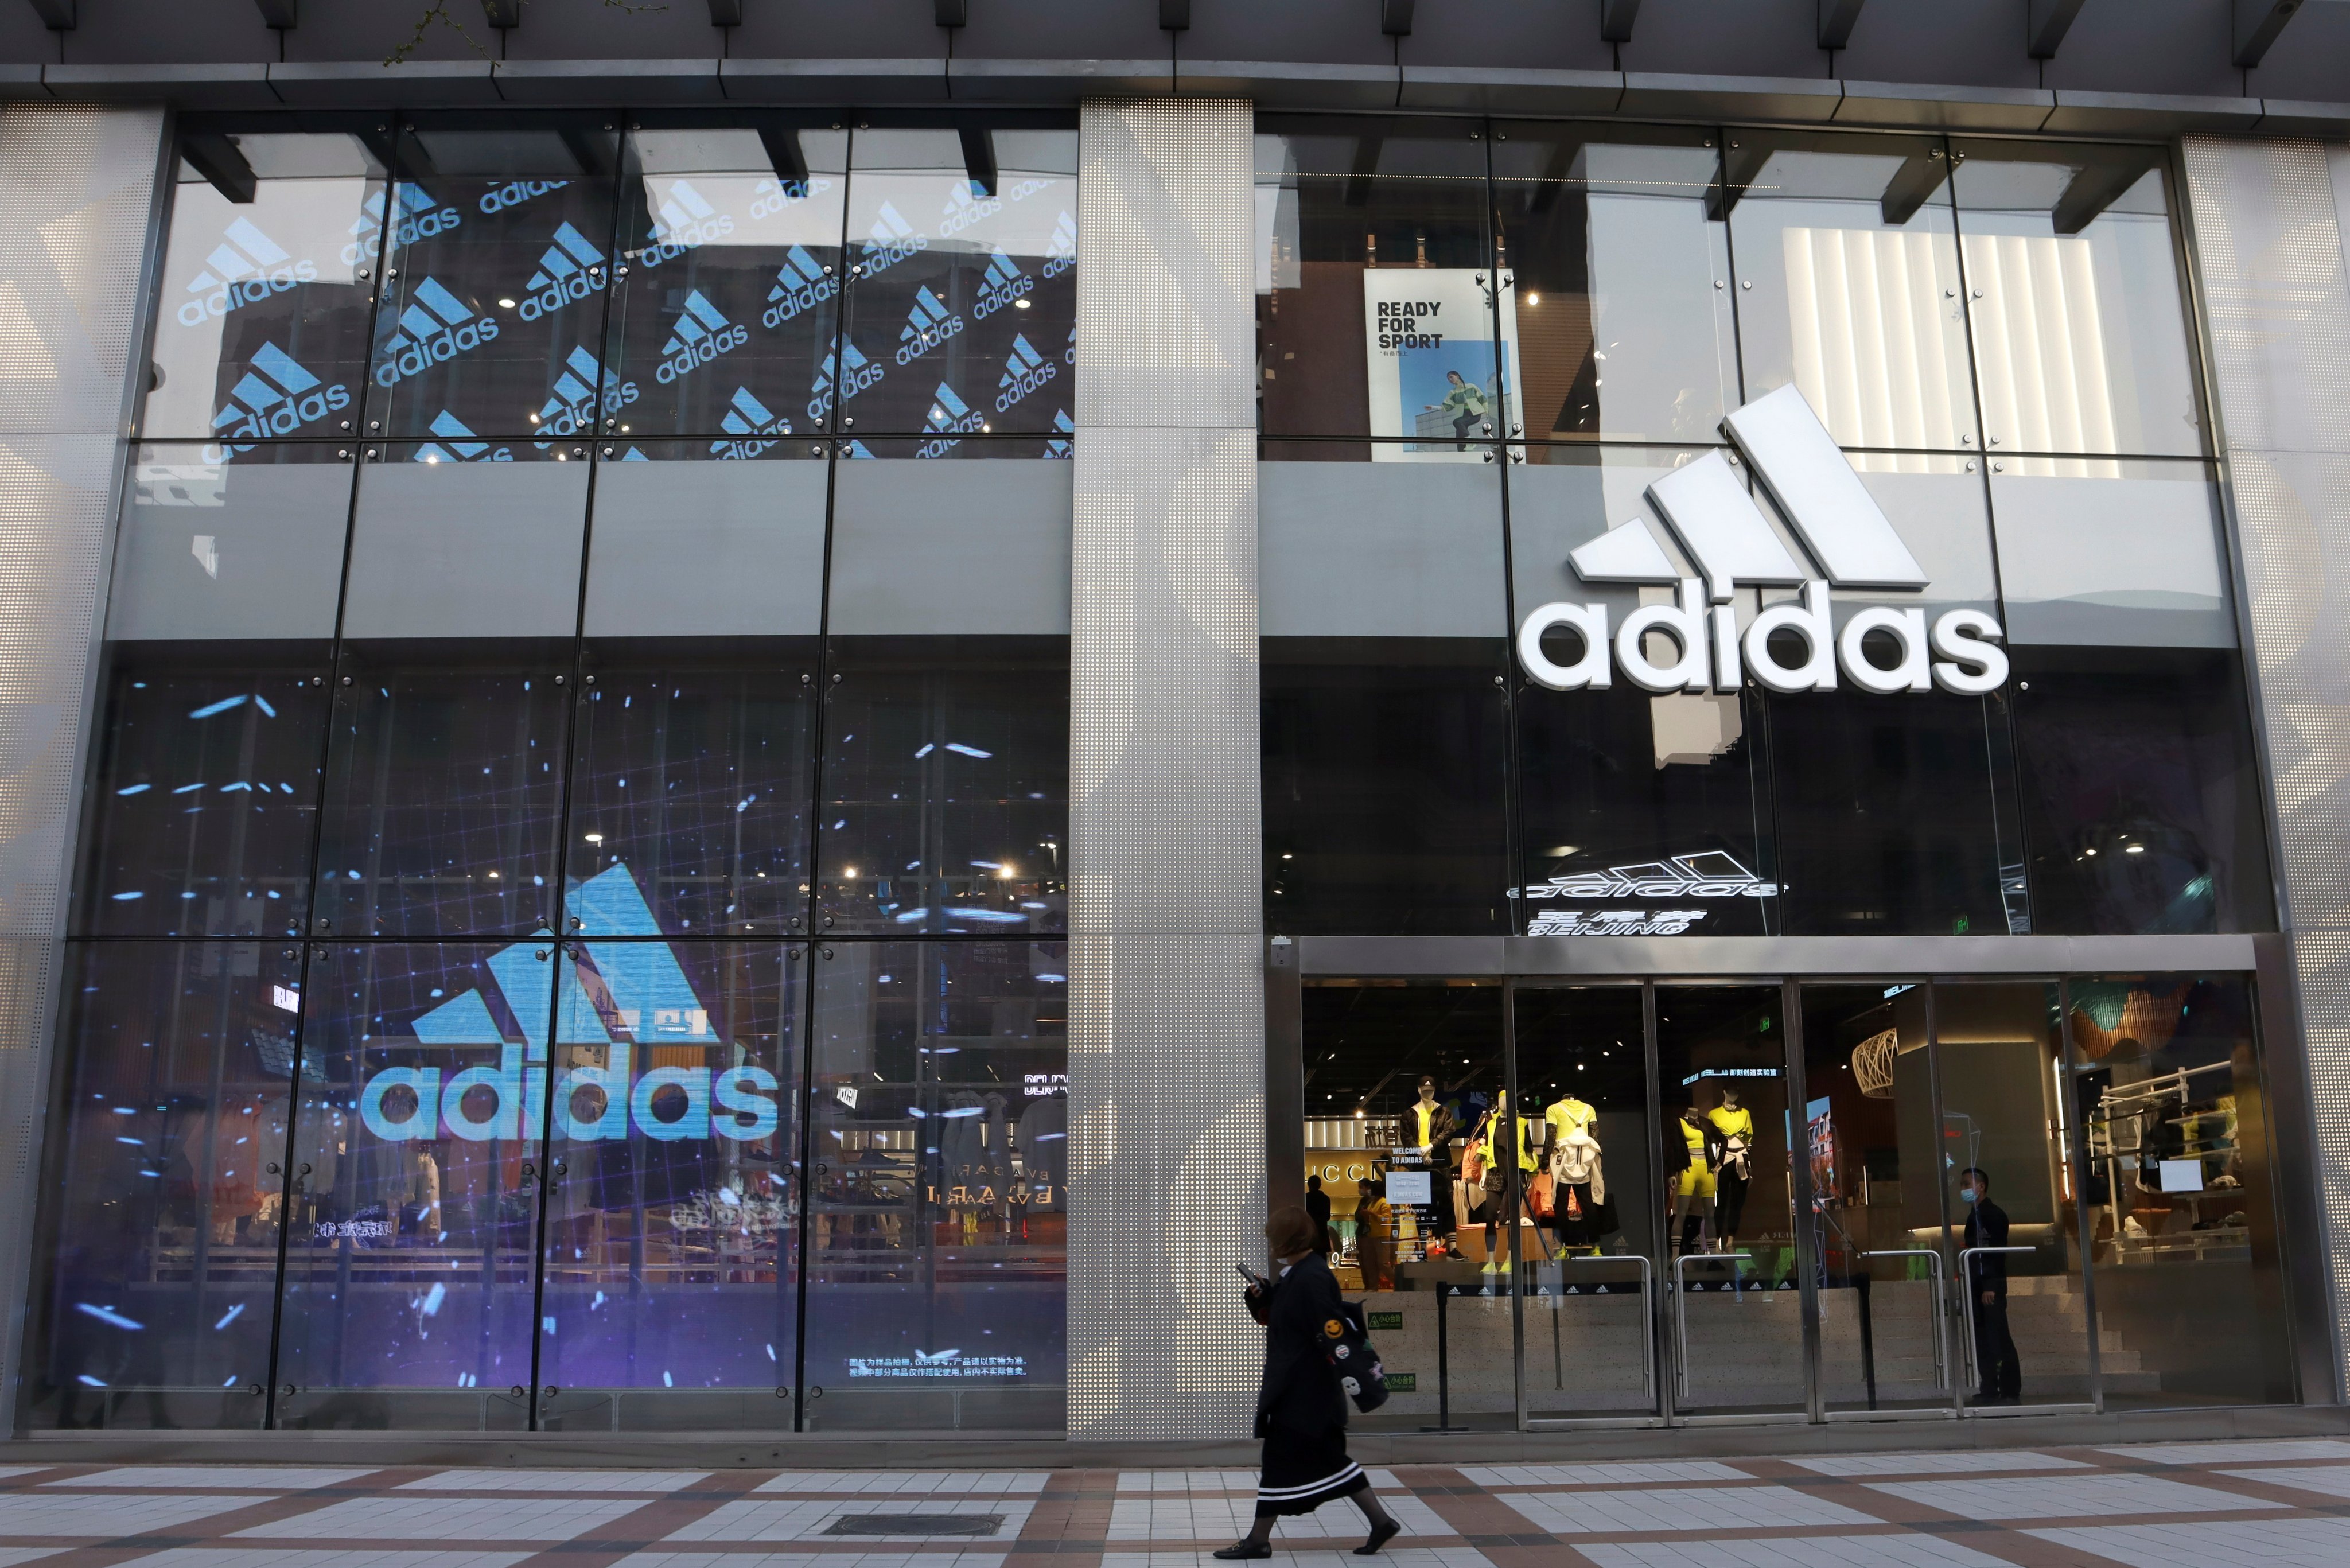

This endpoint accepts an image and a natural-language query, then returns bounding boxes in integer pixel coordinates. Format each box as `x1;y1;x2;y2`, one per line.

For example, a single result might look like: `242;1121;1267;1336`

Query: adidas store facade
1;0;2349;1458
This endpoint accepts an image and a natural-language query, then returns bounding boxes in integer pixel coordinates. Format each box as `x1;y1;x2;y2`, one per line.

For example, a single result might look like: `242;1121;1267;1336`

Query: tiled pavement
0;1439;2346;1566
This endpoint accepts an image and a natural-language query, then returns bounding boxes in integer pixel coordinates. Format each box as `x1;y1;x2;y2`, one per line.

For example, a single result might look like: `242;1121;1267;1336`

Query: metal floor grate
824;1513;1007;1537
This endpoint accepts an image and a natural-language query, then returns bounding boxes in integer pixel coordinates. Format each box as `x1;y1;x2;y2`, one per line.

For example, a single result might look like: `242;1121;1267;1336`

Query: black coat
1963;1196;2012;1295
1253;1252;1350;1442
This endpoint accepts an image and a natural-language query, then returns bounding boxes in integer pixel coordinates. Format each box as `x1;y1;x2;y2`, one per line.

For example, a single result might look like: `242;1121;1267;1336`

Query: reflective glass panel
312;645;572;938
569;648;818;939
365;127;619;441
1803;983;1951;1412
75;652;330;938
2010;647;2271;935
144;133;385;443
1256;117;1500;443
108;444;353;645
1989;459;2234;649
1725;131;1978;451
1298;979;1511;1430
1764;687;2026;937
1515;985;1659;1419
605;127;848;440
1655;986;1803;1414
344;442;589;641
1934;981;2094;1409
581;439;829;639
536;937;803;1431
276;943;548;1429
24;942;299;1430
836;128;1079;436
802;941;1067;1430
2068;973;2294;1406
1952;142;2205;458
1489;125;1737;443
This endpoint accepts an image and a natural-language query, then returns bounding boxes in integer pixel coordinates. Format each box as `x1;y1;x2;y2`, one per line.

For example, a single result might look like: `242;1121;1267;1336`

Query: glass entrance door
1514;985;1656;1421
1654;986;1808;1417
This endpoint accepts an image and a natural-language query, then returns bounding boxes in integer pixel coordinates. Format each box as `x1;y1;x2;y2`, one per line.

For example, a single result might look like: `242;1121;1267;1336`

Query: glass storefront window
1298;979;1511;1429
538;939;803;1431
312;646;573;938
25;942;301;1430
365;125;620;442
836;127;1079;437
2010;647;2272;935
1951;142;2204;459
2067;973;2294;1406
142;133;384;444
343;443;590;643
1725;130;1978;452
1256;117;1499;443
801;941;1067;1430
604;126;849;442
1989;458;2234;650
107;444;354;645
1804;983;1947;1412
1489;124;1738;444
275;943;548;1430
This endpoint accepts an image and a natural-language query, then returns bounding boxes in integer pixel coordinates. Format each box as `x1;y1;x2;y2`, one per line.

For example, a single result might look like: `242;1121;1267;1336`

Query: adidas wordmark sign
1516;384;2009;698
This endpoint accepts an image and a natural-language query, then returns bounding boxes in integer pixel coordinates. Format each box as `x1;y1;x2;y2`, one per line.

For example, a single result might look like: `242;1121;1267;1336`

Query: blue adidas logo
532;345;636;443
860;201;928;277
807;340;885;423
749;171;834;220
372;275;498;387
917;381;986;458
640;178;736;267
519;220;605;322
973;247;1033;320
1045;407;1074;460
1042;210;1076;278
478;177;569;217
940;180;1002;238
657;289;748;385
345;184;461;267
414;410;512;464
710;385;793;460
179;216;316;327
894;285;963;367
209;340;351;442
994;332;1058;413
762;244;837;328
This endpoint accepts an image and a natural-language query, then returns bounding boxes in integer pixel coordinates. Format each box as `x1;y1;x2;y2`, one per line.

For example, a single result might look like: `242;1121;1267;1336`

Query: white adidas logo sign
1517;384;2009;698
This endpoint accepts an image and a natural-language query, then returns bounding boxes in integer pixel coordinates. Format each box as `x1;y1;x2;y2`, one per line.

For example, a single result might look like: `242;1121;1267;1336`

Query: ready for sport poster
1362;268;1524;462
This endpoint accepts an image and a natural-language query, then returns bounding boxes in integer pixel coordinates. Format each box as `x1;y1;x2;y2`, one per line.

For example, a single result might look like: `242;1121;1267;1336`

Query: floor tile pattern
0;1435;2336;1567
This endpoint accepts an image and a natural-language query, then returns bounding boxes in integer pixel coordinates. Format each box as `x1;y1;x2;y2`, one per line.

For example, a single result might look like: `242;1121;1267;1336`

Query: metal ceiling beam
1159;0;1188;28
253;0;295;25
2234;0;2306;67
1382;0;1414;35
959;124;997;198
1818;0;1866;50
24;0;73;28
2028;0;2089;59
707;0;742;24
1706;137;1771;223
180;133;256;204
1601;0;1640;45
2051;151;2160;236
1878;145;1949;226
935;0;967;25
757;123;807;189
481;0;519;27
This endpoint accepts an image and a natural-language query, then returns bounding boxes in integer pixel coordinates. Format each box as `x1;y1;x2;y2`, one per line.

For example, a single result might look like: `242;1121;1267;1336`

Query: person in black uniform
1305;1174;1333;1256
1960;1166;2021;1404
1215;1207;1402;1560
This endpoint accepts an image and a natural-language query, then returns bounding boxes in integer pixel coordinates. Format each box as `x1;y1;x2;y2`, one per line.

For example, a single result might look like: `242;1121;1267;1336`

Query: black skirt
1256;1426;1368;1516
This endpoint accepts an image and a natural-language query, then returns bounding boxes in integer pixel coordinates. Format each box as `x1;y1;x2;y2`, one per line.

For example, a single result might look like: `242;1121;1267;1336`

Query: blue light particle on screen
111;891;142;901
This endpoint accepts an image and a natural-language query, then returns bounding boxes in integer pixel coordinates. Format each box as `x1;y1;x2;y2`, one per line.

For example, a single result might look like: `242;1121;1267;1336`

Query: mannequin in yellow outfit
1542;1093;1602;1250
1707;1088;1756;1253
1478;1091;1541;1276
1674;1103;1724;1255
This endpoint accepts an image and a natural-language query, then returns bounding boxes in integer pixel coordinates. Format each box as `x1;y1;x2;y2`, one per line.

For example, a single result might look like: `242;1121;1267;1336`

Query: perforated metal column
1067;99;1264;1441
2184;134;2350;1395
0;103;168;1418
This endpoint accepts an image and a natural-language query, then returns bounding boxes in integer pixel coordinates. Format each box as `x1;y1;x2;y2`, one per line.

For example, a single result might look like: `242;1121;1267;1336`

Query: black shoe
1356;1519;1402;1555
1214;1543;1273;1561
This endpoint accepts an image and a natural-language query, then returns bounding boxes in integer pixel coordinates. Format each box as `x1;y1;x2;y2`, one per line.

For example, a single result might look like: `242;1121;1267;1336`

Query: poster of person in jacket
1362;267;1524;460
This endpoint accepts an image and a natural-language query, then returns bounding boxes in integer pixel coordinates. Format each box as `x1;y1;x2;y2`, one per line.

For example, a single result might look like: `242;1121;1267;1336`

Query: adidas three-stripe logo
178;216;315;326
657;290;746;384
372;275;497;387
1522;384;2009;698
210;341;350;440
896;285;963;365
518;221;605;321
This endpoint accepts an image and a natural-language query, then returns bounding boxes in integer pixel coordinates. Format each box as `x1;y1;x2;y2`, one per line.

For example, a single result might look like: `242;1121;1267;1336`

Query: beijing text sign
1515;384;2009;697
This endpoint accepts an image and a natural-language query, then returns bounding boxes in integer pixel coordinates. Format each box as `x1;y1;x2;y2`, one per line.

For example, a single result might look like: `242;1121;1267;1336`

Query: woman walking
1216;1206;1402;1560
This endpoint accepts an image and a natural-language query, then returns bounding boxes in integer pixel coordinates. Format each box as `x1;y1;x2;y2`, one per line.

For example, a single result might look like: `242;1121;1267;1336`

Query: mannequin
1407;1076;1458;1242
1707;1088;1756;1254
1479;1091;1540;1278
1541;1090;1602;1251
1672;1102;1725;1256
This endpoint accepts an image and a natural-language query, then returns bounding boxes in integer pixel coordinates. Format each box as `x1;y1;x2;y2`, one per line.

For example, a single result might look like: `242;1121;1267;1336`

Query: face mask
1960;1187;1979;1204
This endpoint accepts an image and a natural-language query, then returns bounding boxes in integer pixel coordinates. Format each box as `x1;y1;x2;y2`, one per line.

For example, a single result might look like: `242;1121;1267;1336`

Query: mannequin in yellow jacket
1474;1092;1541;1274
1707;1089;1757;1254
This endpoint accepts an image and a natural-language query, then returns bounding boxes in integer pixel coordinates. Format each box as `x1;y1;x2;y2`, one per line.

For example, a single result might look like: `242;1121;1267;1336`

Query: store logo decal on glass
1516;384;2008;698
